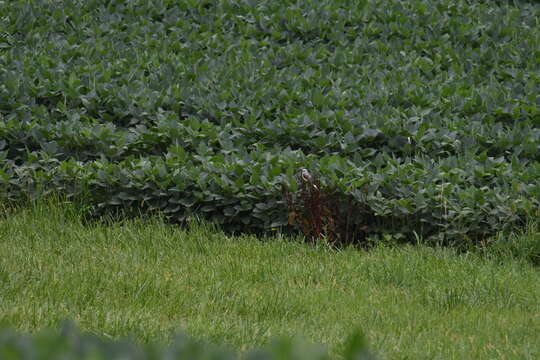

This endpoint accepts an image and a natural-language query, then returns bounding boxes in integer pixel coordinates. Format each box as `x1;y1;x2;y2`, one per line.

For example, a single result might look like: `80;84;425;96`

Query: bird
300;168;312;182
300;168;318;189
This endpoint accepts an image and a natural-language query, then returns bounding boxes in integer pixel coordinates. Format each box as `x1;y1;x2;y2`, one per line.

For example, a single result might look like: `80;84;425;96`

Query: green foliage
0;322;374;360
0;0;539;244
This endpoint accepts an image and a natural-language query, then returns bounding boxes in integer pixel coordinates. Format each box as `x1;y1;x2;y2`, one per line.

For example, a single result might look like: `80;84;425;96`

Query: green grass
0;202;539;359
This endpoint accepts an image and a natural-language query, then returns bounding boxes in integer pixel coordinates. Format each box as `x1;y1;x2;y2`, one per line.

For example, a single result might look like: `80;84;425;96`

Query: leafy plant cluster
0;323;375;360
0;0;539;244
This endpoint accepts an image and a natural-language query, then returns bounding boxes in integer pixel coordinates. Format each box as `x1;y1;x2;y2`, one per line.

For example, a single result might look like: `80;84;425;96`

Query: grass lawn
0;202;539;359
